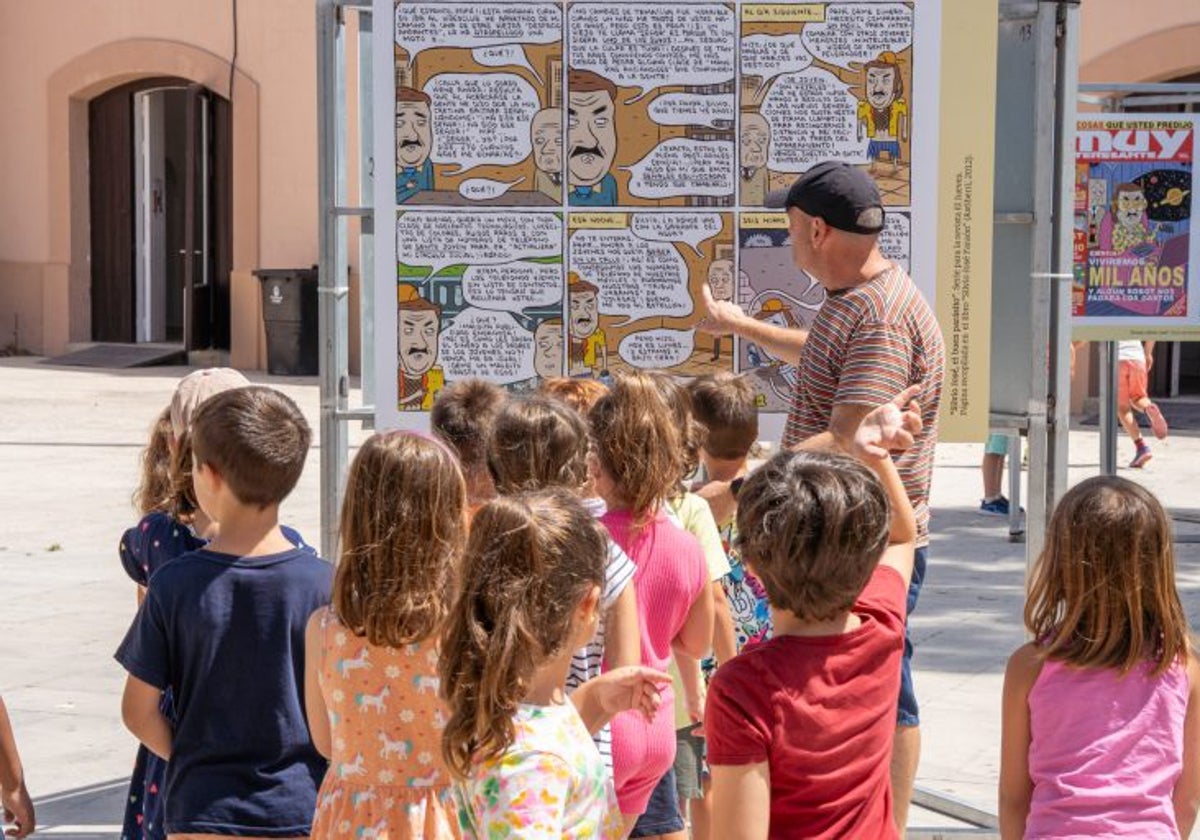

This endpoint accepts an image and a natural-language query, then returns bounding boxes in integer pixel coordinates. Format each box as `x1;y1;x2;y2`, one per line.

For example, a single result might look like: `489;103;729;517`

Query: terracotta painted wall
1080;0;1200;82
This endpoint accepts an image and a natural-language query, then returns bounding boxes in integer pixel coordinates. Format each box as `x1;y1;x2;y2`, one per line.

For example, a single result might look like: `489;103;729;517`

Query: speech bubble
570;228;693;326
622;138;735;200
801;3;912;66
879;210;910;274
462;262;562;311
457;176;527;201
439;308;536;385
646;92;735;129
619;329;695;370
569;4;736;102
423;73;541;174
472;44;543;85
741;34;813;98
630;213;722;258
395;3;561;68
762;71;863;172
397;212;560;276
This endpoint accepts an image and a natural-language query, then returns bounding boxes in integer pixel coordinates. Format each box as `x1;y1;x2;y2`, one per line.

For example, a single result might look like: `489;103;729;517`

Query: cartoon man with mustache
397;284;444;410
567;70;619;207
855;52;908;175
395;87;434;204
567;273;608;376
532;108;563;203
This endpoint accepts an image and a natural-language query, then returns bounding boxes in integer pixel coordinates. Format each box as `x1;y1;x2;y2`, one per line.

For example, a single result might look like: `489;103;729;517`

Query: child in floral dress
305;432;468;839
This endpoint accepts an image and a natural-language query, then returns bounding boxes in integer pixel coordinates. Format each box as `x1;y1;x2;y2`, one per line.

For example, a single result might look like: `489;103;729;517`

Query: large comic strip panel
567;212;736;380
1074;120;1192;320
565;3;737;208
740;2;913;207
395;211;565;411
394;2;564;207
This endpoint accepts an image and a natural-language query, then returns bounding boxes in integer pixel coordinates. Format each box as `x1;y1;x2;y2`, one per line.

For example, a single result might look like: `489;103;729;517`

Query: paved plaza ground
2;358;1199;838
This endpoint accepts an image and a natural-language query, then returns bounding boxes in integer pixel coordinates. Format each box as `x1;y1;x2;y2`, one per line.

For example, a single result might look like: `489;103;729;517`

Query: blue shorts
985;433;1010;456
897;545;928;728
630;766;685;836
868;139;902;161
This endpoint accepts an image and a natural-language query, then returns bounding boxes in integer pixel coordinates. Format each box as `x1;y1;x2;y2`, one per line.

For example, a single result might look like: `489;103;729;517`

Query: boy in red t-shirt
705;388;920;840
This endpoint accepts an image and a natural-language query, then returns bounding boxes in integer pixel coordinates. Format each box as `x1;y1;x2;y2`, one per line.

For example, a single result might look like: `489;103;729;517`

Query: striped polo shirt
782;264;945;545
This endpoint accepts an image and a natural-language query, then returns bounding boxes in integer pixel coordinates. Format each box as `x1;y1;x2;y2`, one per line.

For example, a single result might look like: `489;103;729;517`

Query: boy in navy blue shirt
117;386;332;839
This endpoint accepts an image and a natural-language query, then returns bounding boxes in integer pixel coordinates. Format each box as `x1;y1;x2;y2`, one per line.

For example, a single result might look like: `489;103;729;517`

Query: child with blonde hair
305;431;467;839
441;489;669;838
589;372;714;833
1000;475;1200;838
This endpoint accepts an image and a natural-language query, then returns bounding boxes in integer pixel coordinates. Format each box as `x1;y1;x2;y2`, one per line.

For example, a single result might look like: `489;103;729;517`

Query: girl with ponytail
441;489;668;838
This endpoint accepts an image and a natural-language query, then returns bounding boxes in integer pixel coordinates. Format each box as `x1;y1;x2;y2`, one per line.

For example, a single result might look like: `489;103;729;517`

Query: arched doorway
88;76;232;350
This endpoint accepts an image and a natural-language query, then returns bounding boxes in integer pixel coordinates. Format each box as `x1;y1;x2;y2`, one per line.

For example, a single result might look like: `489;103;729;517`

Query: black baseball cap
764;161;885;234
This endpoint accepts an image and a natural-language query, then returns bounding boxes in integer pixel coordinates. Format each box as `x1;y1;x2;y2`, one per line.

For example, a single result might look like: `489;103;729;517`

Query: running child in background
486;396;640;774
305;432;467;839
1116;340;1169;468
0;695;34;839
646;371;735;840
117;370;312;840
589;372;714;834
430;378;507;512
117;386;331;839
705;387;923;839
1000;476;1200;838
440;489;670;839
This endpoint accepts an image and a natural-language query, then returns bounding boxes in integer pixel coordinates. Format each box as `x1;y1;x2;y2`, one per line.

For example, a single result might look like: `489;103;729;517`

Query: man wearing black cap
700;161;945;834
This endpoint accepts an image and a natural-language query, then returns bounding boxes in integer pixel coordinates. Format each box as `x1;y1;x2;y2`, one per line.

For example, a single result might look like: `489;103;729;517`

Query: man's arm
696;286;807;364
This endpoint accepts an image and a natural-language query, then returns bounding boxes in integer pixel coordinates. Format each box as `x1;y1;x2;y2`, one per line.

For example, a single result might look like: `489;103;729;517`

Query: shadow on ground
32;778;126;839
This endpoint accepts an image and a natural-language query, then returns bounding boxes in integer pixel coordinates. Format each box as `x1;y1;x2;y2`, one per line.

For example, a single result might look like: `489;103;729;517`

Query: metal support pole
317;0;350;561
357;8;376;413
1007;433;1023;541
1099;341;1118;474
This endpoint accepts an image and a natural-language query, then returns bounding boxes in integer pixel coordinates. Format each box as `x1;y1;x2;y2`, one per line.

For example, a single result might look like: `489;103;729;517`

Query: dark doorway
88;78;232;350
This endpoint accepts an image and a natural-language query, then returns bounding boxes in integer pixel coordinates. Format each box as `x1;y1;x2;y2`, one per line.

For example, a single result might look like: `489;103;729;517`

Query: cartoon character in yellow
567;273;608;377
1108;183;1159;256
855;52;908;175
397;284;444;411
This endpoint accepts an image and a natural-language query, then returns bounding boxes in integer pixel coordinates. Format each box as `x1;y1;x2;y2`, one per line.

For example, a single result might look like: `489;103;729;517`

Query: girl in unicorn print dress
305;432;468;839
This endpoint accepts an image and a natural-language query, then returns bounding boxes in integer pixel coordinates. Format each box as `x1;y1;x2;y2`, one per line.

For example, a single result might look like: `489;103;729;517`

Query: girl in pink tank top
588;372;714;834
1000;475;1200;839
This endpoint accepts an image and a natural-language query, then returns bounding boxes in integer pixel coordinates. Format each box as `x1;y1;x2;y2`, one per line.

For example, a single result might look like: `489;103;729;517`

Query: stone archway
44;39;259;353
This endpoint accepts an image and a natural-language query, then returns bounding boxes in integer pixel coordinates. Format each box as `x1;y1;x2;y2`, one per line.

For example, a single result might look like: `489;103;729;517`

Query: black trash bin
254;267;319;376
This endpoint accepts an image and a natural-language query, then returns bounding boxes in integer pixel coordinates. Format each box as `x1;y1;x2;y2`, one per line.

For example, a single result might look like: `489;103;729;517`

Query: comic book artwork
1074;119;1193;321
380;0;930;426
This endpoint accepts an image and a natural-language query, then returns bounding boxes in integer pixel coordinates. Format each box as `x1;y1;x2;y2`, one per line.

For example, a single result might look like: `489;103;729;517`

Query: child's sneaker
980;496;1012;516
1130;442;1152;469
1145;403;1169;440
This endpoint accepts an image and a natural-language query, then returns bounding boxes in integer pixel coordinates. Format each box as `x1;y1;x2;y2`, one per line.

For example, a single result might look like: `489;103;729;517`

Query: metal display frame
315;2;1079;832
1075;82;1200;477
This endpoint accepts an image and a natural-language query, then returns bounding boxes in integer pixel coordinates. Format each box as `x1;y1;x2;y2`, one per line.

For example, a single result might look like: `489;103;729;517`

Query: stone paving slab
2;358;1197;836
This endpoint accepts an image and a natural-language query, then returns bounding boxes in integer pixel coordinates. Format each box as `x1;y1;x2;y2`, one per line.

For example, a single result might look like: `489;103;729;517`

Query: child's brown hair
539;377;609;415
431;378;508;478
588;371;682;522
736;450;890;622
167;430;199;523
688;373;759;461
1026;475;1189;676
488;397;589;494
190;386;311;508
645;371;705;492
440;489;607;777
334;432;467;647
134;407;174;515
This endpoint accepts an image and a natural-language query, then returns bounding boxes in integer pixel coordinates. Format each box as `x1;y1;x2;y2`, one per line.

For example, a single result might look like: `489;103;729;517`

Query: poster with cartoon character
391;211;564;411
567;212;736;377
1073;116;1200;336
376;0;997;440
565;3;737;207
393;3;564;206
